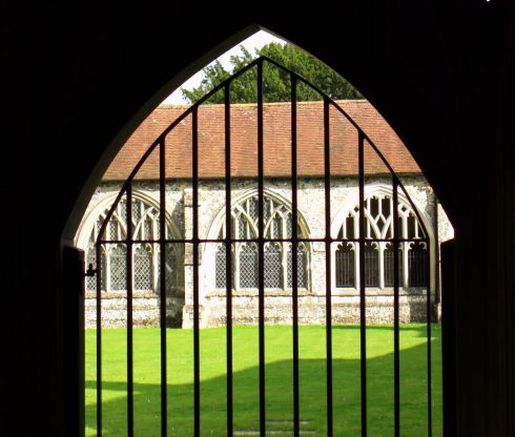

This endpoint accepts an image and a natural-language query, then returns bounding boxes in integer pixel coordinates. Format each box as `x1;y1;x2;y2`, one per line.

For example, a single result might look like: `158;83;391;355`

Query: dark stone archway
2;2;514;436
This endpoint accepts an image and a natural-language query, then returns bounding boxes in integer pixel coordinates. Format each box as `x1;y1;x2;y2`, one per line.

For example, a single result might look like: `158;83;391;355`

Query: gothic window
215;193;309;291
85;195;181;293
335;192;428;289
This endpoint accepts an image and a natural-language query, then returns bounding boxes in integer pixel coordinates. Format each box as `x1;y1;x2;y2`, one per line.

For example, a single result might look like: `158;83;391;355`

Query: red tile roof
103;100;422;181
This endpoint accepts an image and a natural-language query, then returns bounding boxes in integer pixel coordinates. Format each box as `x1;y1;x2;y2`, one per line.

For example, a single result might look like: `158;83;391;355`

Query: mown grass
86;324;441;436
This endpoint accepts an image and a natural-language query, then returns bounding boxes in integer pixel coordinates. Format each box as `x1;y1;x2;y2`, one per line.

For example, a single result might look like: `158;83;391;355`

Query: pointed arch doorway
80;54;441;436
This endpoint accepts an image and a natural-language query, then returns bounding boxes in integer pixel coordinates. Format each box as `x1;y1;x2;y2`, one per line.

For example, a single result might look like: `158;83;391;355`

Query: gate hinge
84;263;97;277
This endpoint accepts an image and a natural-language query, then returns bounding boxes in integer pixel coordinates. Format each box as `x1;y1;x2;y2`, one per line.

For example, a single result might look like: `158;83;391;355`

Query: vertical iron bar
290;74;300;437
323;97;333;437
358;131;367;437
426;237;433;437
95;242;102;436
393;178;400;437
192;107;200;437
257;59;266;437
126;184;134;437
433;202;441;306
224;84;234;437
159;139;168;437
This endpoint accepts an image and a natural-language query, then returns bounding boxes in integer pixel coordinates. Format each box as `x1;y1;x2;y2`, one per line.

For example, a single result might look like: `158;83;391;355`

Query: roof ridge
158;99;369;109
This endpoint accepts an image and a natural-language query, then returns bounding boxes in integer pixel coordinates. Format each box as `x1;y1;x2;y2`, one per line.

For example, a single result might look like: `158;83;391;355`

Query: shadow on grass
332;323;440;338
86;328;441;436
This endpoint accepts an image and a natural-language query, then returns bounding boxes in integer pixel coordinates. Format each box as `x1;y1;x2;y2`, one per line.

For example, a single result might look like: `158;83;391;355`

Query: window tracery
215;194;309;291
335;193;428;289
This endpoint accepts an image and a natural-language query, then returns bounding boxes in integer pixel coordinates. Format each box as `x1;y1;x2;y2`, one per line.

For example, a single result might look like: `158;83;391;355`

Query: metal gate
88;56;434;436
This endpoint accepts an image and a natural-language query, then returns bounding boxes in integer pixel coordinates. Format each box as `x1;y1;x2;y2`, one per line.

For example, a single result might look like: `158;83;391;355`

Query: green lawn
86;324;441;436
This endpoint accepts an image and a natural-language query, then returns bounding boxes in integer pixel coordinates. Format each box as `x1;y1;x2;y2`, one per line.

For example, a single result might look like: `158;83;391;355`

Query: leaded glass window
134;245;152;290
86;242;97;291
239;243;258;288
214;193;310;291
110;245;127;290
215;244;227;289
264;243;282;288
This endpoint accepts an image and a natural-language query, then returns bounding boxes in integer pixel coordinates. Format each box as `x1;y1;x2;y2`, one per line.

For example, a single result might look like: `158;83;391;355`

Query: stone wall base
182;294;430;328
85;291;184;328
85;293;432;328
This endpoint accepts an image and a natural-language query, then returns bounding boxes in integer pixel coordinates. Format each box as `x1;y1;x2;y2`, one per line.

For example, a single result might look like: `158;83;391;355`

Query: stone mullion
152;245;159;293
105;246;112;292
354;243;361;291
281;242;287;290
402;242;409;288
379;242;385;290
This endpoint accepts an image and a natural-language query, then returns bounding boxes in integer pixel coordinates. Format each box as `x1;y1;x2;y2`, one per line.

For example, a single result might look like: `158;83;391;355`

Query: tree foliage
181;43;362;104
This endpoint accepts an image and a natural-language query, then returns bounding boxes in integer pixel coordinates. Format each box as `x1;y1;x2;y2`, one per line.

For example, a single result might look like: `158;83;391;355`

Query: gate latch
84;263;97;277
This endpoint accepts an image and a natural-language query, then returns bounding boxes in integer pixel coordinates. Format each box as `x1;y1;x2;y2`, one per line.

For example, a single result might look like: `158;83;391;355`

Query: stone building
76;100;453;328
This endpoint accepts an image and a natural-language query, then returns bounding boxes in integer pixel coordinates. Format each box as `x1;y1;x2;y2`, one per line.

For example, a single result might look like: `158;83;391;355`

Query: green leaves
181;42;362;104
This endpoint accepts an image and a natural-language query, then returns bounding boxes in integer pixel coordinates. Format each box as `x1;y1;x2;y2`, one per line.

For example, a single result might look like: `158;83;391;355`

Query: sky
162;30;285;105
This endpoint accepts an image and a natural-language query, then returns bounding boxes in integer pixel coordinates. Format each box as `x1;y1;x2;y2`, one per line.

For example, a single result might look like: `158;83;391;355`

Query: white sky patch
162;30;285;105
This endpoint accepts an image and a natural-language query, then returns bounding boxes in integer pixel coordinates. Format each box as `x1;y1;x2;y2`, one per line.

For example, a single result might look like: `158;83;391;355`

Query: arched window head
215;192;309;291
335;192;428;289
217;194;304;240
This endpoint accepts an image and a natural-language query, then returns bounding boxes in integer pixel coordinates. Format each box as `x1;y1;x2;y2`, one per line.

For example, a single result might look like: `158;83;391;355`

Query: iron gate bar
393;178;400;437
91;55;436;437
256;59;266;437
323;97;334;436
426;238;432;437
290;74;300;437
158;138;167;437
358;130;367;437
126;183;135;437
224;83;234;437
95;241;102;436
192;106;200;437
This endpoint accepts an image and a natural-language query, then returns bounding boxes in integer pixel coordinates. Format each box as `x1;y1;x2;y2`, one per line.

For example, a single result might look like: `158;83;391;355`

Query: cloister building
76;100;453;328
